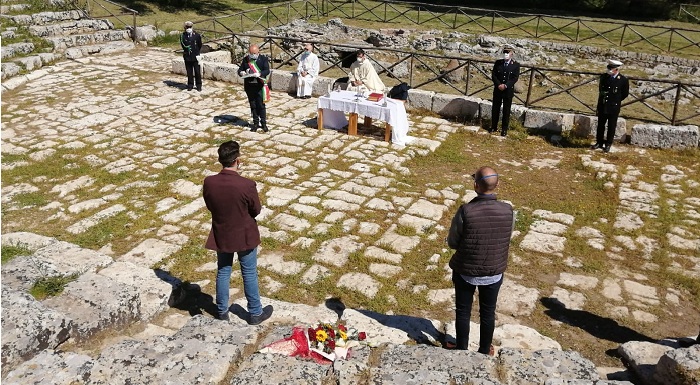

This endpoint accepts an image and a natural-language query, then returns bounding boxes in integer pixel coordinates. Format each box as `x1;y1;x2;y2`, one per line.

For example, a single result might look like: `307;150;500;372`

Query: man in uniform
296;43;320;99
490;44;520;137
238;44;271;132
347;49;385;94
591;59;629;153
180;21;203;91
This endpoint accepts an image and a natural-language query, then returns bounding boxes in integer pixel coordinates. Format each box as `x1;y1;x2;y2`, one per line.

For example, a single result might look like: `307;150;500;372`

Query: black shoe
590;143;603;150
500;131;507;137
304;95;311;99
217;312;230;321
248;305;273;325
250;126;258;132
603;145;611;153
196;87;202;92
261;124;269;133
187;88;193;91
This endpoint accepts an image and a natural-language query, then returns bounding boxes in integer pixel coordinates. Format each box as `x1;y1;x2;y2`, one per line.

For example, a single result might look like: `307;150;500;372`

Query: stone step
0;42;34;60
64;40;135;59
47;29;130;51
28;18;113;38
9;10;88;26
10;53;59;73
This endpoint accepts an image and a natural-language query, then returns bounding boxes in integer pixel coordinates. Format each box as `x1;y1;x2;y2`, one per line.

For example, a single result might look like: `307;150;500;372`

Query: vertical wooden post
525;68;535;107
619;24;627;47
409;55;414;88
464;60;471;96
671;83;681;125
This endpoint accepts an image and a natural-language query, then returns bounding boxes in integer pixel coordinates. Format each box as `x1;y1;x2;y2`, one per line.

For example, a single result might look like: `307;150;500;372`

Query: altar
317;90;413;146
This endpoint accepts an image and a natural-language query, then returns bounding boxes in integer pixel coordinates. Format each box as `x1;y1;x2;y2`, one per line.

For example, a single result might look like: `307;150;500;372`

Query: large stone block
618;341;673;383
203;62;240;84
200;50;230;63
500;348;600;384
630;124;699;149
432;93;480;119
171;58;185;75
312;76;335;96
524;109;575;133
573;114;627;142
42;272;141;342
407;88;434;110
654;345;700;385
3;350;94;385
97;261;180;321
481;101;527;123
270;70;295;93
1;287;73;372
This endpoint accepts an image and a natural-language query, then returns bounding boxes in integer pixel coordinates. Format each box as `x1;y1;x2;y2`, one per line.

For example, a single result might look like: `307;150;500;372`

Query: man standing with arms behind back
447;166;514;355
490;44;520;137
238;44;271;132
180;21;202;91
203;140;273;325
591;59;629;153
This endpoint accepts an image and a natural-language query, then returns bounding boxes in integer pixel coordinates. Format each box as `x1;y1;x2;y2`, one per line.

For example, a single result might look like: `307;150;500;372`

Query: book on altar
367;93;383;102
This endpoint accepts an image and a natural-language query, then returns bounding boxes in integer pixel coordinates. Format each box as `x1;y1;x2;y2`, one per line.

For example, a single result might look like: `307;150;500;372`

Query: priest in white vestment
347;49;385;94
296;43;320;99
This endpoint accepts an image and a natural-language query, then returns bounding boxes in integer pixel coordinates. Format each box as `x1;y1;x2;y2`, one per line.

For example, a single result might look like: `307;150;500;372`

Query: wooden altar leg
317;108;323;130
348;113;358;136
363;116;373;129
385;123;392;142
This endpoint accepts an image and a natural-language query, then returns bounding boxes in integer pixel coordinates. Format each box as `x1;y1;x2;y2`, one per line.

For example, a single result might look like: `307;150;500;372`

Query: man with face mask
490;44;520;137
238;44;271;132
591;59;629;153
347;49;385;94
296;42;320;99
180;21;203;91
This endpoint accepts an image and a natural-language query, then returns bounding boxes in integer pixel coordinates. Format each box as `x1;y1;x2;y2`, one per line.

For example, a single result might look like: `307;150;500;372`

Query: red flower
327;339;336;349
328;329;335;339
358;332;366;341
307;328;315;342
338;324;347;332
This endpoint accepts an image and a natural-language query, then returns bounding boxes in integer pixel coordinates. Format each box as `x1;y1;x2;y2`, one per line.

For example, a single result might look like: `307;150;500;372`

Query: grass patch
1;243;32;264
30;273;79;300
12;192;48;208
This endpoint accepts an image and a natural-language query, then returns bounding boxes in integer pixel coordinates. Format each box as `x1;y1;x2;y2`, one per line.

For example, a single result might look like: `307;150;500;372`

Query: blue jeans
216;248;262;317
452;272;503;353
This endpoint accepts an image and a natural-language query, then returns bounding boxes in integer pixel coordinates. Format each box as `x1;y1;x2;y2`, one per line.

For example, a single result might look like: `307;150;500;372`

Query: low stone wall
173;53;697;147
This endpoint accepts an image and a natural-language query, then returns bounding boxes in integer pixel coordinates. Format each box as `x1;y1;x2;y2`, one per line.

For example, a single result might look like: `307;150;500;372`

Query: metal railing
194;0;700;57
218;33;700;126
71;0;138;41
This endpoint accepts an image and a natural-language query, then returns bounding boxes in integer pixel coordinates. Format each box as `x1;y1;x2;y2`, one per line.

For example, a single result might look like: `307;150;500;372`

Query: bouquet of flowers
307;322;367;361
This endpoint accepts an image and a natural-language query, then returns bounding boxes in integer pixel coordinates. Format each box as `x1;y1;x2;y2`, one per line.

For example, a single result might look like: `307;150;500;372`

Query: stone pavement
1;47;699;384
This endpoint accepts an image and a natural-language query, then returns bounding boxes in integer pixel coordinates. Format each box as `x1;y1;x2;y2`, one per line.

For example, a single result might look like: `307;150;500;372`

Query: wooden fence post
671;83;681;125
525;69;535;107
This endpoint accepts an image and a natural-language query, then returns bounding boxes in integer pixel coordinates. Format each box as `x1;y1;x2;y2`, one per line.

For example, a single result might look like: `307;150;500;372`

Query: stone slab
630;124;699;149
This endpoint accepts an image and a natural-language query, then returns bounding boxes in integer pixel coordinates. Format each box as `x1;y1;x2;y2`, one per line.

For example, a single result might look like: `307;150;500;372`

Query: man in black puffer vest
447;166;514;355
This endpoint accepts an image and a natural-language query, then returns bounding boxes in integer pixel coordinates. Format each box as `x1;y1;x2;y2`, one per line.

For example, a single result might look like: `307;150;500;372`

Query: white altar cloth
317;90;414;145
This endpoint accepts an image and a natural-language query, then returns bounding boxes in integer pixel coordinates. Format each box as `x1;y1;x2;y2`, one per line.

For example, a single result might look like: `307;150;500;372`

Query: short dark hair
356;49;365;56
218;140;240;167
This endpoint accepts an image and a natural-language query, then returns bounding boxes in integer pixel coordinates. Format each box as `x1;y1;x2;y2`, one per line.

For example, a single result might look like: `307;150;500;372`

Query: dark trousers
491;89;514;132
596;111;619;146
184;60;201;90
244;83;266;126
452;271;503;353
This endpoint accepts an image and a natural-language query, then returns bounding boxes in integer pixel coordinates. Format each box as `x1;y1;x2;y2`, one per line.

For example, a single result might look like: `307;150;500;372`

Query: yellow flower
339;330;347;340
316;329;328;342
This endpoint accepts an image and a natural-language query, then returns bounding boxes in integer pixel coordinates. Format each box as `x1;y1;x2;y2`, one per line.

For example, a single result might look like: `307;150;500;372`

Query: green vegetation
1;243;32;264
30;273;79;300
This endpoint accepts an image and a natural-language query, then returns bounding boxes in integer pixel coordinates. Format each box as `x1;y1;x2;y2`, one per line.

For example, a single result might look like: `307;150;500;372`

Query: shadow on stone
162;80;189;90
213;114;249;127
355;309;444;345
541;297;654;345
324;297;346;318
166;280;218;318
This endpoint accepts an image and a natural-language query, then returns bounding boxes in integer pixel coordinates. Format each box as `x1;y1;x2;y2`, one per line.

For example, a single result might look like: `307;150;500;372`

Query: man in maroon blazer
203;140;273;324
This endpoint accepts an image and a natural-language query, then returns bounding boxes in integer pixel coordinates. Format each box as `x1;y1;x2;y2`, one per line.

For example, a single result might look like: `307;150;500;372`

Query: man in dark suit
591;59;629;153
238;44;271;132
180;21;202;91
490;44;520;137
203;140;273;324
